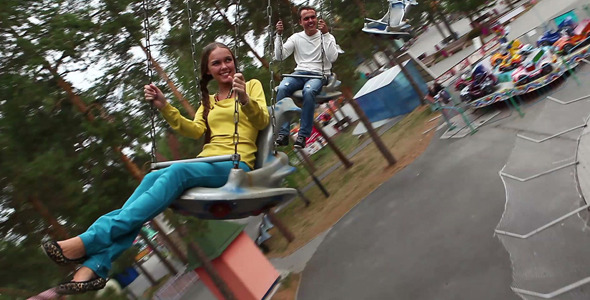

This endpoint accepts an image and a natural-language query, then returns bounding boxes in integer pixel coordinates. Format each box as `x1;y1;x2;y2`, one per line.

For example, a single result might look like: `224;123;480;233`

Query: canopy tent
354;59;428;123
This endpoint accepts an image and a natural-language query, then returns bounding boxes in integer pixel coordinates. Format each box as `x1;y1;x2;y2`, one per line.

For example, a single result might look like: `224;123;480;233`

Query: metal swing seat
154;99;302;220
283;73;343;105
361;0;417;40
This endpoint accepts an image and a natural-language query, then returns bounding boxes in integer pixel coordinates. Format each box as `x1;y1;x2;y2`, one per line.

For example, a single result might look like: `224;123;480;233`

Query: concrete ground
297;1;590;299
163;1;590;299
297;64;590;300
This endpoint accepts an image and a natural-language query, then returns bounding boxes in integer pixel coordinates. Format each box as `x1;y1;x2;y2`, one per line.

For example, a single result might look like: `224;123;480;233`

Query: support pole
291;135;316;173
389;52;426;105
293;149;330;198
296;188;312;207
313;120;354;169
136;261;158;286
560;56;581;86
138;230;178;275
265;210;295;242
151;220;188;263
508;96;525;117
343;87;397;166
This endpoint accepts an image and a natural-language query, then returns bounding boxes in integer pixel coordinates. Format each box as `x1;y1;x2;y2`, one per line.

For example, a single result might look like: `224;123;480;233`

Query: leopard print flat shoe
55;277;107;295
41;241;86;266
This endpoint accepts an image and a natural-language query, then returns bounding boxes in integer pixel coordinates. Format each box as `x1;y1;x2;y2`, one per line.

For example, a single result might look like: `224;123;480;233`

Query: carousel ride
456;17;590;109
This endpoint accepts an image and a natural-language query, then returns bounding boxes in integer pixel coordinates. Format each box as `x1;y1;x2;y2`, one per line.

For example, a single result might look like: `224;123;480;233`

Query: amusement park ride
456;16;590;109
362;0;418;40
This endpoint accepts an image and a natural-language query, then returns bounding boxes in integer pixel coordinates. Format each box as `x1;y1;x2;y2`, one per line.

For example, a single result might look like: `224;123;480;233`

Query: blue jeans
79;161;250;278
276;71;325;138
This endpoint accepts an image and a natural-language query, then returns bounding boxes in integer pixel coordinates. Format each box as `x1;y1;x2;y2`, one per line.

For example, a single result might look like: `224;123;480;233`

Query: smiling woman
40;42;271;295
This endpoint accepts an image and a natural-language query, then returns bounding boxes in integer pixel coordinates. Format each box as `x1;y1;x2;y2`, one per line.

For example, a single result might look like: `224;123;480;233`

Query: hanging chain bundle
142;0;158;164
267;0;278;154
231;0;242;168
186;0;201;107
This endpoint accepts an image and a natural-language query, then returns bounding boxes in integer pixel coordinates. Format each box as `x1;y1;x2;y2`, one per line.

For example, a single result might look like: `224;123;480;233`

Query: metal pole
389;53;426;105
291;135;316;173
138;230;178;275
313;120;354;169
151;220;188;263
294;149;330;198
265;210;295;242
508;96;525;117
343;87;397;166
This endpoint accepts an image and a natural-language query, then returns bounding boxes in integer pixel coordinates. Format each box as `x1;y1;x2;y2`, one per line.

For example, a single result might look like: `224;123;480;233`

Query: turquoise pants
79;160;250;278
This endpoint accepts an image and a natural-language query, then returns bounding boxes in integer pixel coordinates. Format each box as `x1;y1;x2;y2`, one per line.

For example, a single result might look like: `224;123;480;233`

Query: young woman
41;42;269;294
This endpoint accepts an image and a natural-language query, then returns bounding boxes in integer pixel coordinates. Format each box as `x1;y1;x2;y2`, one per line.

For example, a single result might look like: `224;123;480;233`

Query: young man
274;6;340;149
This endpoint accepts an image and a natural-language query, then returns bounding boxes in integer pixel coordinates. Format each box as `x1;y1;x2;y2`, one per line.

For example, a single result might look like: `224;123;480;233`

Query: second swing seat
290;73;342;105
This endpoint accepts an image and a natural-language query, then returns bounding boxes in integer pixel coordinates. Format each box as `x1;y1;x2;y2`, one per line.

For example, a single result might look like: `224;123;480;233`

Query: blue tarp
354;60;427;123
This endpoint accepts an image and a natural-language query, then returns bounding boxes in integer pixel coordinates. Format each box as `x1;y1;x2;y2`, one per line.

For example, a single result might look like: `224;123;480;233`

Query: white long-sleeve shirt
274;31;339;75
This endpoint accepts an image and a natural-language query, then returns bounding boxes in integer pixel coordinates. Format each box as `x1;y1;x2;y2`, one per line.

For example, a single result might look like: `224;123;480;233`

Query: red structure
195;232;280;300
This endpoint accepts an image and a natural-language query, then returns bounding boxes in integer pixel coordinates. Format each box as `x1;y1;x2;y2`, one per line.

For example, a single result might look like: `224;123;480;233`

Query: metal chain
186;0;201;106
319;0;326;78
142;0;158;163
232;0;241;168
267;0;277;154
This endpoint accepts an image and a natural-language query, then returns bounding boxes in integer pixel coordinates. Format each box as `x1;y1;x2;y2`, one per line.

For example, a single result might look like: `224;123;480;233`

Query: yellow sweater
160;79;269;169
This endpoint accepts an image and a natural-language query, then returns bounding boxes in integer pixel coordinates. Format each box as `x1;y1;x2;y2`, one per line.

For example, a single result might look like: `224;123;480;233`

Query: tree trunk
179;225;237;300
0;287;35;298
313;120;353;169
136;261;158;286
353;0;367;17
212;3;280;83
436;10;458;40
342;88;397;166
29;195;70;240
44;62;146;181
428;14;447;40
139;44;196;119
151;220;188;264
505;0;514;9
389;53;426;105
138;230;178;275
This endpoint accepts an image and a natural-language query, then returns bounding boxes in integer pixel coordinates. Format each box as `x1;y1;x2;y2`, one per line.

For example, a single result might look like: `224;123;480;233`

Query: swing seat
362;0;416;40
290;73;342;104
169;99;303;220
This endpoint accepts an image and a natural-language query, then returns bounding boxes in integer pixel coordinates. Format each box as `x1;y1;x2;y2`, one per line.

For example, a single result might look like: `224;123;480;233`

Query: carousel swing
144;0;299;220
362;0;418;40
278;0;343;106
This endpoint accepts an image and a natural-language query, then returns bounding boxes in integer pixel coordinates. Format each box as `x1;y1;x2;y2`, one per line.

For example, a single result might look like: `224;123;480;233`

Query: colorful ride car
552;19;590;55
454;71;472;91
511;48;557;85
498;44;535;72
537;16;577;47
460;64;498;102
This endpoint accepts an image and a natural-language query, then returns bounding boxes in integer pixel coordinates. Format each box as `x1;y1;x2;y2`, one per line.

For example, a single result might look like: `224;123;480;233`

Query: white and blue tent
354;59;429;123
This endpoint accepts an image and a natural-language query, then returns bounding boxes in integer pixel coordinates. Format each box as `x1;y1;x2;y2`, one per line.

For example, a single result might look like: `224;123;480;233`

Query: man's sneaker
293;135;306;149
275;134;289;147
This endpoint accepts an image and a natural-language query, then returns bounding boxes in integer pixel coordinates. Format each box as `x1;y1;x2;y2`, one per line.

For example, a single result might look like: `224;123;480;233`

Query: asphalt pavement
297;1;590;299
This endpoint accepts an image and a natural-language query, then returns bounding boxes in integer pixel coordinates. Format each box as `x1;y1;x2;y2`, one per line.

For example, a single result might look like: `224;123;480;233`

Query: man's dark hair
297;6;316;20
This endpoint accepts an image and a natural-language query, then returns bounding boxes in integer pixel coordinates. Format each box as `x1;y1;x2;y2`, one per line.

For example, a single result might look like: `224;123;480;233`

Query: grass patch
264;106;438;257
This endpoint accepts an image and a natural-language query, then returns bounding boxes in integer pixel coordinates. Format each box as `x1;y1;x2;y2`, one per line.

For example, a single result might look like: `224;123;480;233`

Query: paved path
299;114;520;299
296;2;590;299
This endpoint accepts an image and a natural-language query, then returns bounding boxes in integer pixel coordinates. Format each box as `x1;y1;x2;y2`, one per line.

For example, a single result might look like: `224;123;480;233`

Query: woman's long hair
198;42;237;142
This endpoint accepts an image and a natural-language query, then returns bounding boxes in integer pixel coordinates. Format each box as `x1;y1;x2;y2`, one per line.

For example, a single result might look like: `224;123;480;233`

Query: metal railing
154;269;199;300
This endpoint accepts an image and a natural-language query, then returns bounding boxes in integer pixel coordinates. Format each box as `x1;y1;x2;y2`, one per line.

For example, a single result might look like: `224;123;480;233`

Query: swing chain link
232;0;241;168
186;0;201;106
267;0;277;154
142;0;158;163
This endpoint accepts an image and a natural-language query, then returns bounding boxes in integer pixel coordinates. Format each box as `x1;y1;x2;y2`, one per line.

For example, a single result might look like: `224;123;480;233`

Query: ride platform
468;44;590;109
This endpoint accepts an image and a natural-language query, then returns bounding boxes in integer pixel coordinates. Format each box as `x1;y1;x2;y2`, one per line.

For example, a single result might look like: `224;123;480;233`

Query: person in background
274;5;340;149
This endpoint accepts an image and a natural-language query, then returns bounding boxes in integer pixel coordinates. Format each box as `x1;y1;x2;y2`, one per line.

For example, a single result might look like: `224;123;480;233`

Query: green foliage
0;0;443;294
